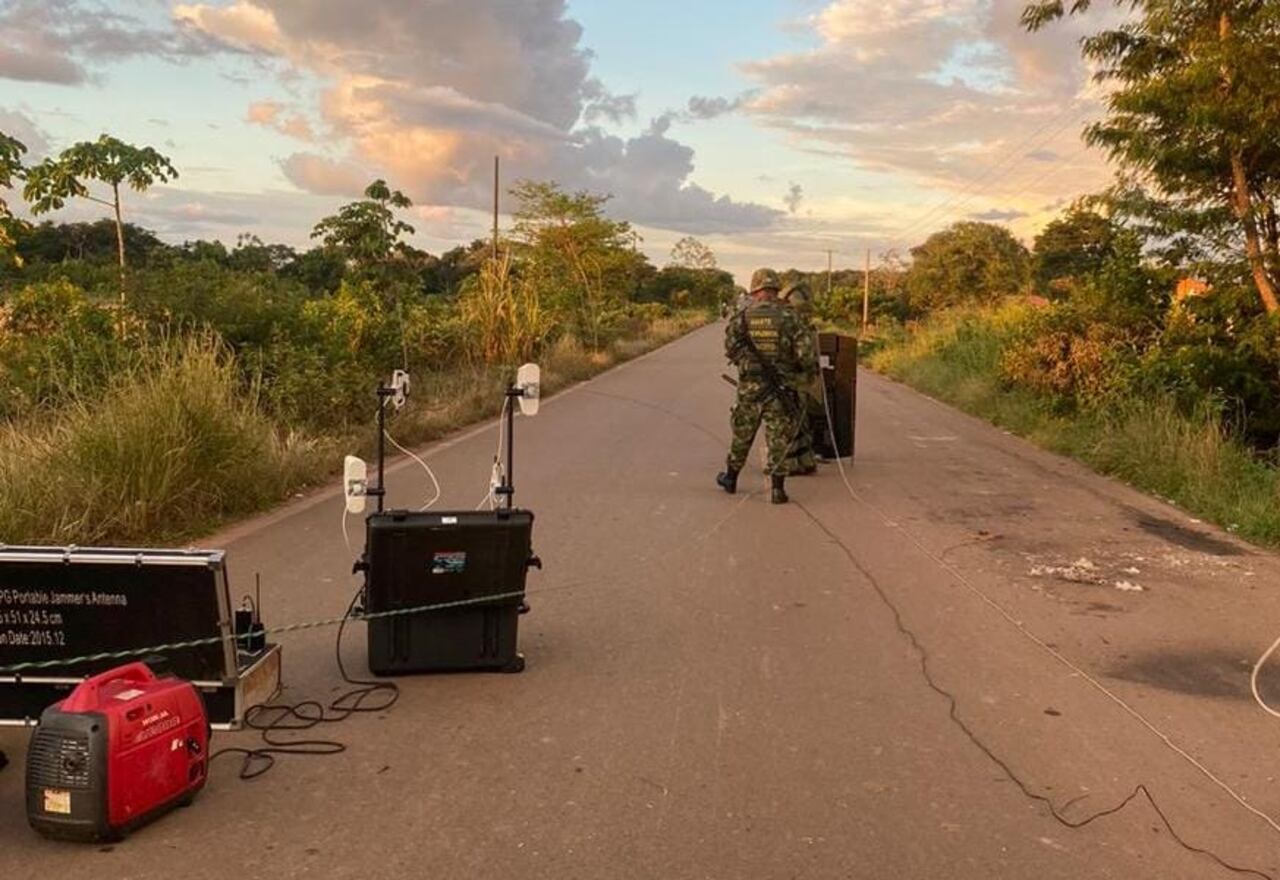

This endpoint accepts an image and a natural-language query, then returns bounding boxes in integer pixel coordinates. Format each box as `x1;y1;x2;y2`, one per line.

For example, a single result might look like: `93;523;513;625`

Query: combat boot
771;474;788;504
716;468;739;494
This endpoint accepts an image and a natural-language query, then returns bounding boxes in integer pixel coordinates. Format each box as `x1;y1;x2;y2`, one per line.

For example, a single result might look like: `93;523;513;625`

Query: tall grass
458;252;550;365
0;335;324;545
869;306;1280;547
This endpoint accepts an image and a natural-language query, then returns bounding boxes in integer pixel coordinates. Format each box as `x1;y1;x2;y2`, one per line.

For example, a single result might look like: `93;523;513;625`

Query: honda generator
25;662;209;841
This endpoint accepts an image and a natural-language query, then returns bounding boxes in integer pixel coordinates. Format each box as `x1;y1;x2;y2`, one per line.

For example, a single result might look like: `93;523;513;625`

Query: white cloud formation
0;0;229;85
0;108;51;158
246;99;314;140
175;0;776;232
742;0;1114;241
278;153;370;197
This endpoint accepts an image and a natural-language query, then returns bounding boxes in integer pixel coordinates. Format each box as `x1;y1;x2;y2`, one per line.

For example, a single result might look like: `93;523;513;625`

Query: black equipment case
360;509;538;675
817;333;857;459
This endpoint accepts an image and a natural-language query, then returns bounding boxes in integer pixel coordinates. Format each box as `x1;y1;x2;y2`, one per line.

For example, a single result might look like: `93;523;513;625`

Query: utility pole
825;249;833;299
862;249;871;330
492;155;500;261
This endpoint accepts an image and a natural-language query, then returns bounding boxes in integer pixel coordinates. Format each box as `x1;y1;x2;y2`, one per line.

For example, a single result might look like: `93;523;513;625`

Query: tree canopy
310;179;416;272
669;236;717;270
1033;208;1119;294
22;135;177;296
1024;0;1280;312
906;221;1031;311
0;133;26;263
511;180;646;347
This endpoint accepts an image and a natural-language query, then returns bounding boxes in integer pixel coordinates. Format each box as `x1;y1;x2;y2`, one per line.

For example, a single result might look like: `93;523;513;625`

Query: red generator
25;662;209;841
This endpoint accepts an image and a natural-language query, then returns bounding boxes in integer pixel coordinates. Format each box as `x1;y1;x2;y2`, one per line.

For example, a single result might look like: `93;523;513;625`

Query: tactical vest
734;302;792;380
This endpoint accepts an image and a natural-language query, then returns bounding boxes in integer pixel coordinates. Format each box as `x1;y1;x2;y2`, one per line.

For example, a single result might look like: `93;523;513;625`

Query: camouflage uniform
781;284;822;474
724;272;804;477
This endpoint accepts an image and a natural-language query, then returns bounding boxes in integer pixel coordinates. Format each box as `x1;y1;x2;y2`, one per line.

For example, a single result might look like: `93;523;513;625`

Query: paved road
4;322;1280;878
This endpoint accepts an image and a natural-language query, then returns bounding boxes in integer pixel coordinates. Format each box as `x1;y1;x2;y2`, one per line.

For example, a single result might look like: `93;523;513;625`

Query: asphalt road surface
4;322;1280;878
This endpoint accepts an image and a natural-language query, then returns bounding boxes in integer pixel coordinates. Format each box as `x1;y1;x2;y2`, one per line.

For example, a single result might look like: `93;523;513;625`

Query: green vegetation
0;132;727;545
820;1;1280;548
23;135;177;301
1025;0;1280;314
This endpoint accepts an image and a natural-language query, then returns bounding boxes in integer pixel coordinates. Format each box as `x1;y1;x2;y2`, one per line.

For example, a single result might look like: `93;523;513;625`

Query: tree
669;236;717;270
23;134;177;301
422;239;488;295
1032;207;1118;294
511;180;646;348
0;132;26;265
905;221;1030;312
1023;0;1280;313
638;265;735;309
229;233;296;273
311;179;415;273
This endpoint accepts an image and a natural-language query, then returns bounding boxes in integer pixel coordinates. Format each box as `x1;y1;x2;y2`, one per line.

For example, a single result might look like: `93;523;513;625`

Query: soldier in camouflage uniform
781;283;821;475
717;268;804;504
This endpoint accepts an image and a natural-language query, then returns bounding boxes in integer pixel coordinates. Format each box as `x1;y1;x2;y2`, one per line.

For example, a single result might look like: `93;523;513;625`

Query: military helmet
749;268;781;293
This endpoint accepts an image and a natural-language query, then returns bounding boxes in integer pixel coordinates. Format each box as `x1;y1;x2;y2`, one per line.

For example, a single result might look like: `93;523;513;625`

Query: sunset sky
0;0;1116;281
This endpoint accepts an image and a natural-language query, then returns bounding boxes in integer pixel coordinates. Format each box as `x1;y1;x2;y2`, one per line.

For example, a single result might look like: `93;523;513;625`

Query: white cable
476;398;508;510
816;364;1280;837
1251;634;1280;719
341;504;353;556
383;427;442;511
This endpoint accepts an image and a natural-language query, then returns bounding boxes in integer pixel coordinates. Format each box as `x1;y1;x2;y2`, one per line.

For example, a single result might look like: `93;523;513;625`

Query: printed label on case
431;551;467;575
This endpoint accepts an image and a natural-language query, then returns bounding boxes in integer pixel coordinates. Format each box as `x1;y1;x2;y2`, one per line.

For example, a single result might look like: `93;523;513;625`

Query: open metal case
0;546;280;729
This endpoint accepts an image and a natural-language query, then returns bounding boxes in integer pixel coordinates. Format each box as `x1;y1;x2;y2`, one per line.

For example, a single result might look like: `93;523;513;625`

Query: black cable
794;502;1276;879
210;586;399;781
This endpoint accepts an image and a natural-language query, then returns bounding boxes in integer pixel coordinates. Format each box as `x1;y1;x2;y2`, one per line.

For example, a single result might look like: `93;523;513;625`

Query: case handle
62;662;157;713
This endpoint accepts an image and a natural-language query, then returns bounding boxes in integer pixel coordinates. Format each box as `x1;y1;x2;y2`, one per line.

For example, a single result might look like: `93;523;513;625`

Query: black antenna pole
505;393;516;510
373;384;393;513
497;375;521;511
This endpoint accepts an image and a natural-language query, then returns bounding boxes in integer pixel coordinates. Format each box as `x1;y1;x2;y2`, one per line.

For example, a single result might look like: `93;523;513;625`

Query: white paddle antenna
516;363;541;416
344;455;368;514
389;370;410;410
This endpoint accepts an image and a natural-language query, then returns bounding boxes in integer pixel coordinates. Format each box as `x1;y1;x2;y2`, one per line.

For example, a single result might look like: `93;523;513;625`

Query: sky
0;0;1116;283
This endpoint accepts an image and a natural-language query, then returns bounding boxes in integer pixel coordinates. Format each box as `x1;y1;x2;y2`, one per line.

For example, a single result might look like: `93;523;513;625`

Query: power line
892;103;1095;247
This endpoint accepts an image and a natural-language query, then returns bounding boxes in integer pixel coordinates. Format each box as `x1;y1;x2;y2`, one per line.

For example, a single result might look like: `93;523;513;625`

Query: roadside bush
127;261;314;350
0;334;323;545
0;280;124;417
998;306;1139;407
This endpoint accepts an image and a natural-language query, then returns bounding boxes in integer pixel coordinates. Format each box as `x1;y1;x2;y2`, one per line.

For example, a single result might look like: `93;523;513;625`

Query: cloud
246;99;314;140
246;100;282;125
686;94;749;120
173;1;284;55
0;108;51;158
741;0;1112;235
175;0;775;233
784;182;803;214
0;0;228;85
969;208;1027;221
582;78;637;125
279;153;370;198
